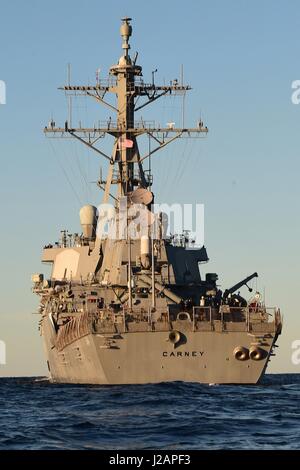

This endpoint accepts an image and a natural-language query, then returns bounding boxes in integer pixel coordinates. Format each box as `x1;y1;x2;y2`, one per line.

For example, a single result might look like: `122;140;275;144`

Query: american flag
119;137;134;149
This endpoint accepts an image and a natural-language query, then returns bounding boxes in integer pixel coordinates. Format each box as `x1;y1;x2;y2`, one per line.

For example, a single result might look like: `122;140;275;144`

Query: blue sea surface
0;374;300;450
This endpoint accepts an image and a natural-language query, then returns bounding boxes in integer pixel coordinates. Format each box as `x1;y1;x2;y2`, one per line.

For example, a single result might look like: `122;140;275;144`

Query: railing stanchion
193;307;195;332
247;308;249;332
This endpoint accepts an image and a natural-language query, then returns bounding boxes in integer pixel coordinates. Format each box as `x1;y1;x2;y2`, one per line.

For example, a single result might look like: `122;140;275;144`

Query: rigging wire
83;92;95;202
72;139;90;201
48;140;82;206
181;139;197;182
173;138;188;186
62;94;89;201
156;93;179;200
60;141;80;188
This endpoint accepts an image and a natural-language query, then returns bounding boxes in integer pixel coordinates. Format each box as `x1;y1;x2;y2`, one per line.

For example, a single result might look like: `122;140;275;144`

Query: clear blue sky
0;0;299;376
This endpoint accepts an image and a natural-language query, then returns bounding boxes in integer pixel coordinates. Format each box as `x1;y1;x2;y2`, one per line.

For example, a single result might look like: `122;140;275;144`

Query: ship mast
110;17;143;198
44;17;208;204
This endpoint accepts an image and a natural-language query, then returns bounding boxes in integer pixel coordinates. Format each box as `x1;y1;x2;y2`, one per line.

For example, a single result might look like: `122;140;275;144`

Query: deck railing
192;306;280;333
53;303;282;351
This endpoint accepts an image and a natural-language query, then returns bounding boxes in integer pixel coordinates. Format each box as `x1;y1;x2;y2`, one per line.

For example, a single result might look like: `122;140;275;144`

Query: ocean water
0;374;300;450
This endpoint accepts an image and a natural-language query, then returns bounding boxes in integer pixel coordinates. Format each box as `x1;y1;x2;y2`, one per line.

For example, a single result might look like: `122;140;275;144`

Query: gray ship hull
34;18;283;386
42;316;278;385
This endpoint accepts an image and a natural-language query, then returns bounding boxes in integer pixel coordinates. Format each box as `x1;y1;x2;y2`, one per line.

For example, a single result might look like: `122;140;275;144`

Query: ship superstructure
32;18;282;384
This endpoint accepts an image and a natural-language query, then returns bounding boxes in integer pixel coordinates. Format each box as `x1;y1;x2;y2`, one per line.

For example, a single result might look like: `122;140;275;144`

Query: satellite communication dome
79;205;97;239
130;188;153;205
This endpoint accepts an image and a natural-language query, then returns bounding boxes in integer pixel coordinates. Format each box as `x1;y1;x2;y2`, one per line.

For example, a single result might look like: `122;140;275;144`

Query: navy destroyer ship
32;18;282;384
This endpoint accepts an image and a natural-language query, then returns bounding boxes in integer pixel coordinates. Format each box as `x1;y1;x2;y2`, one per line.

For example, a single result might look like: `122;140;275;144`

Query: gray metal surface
32;18;282;385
